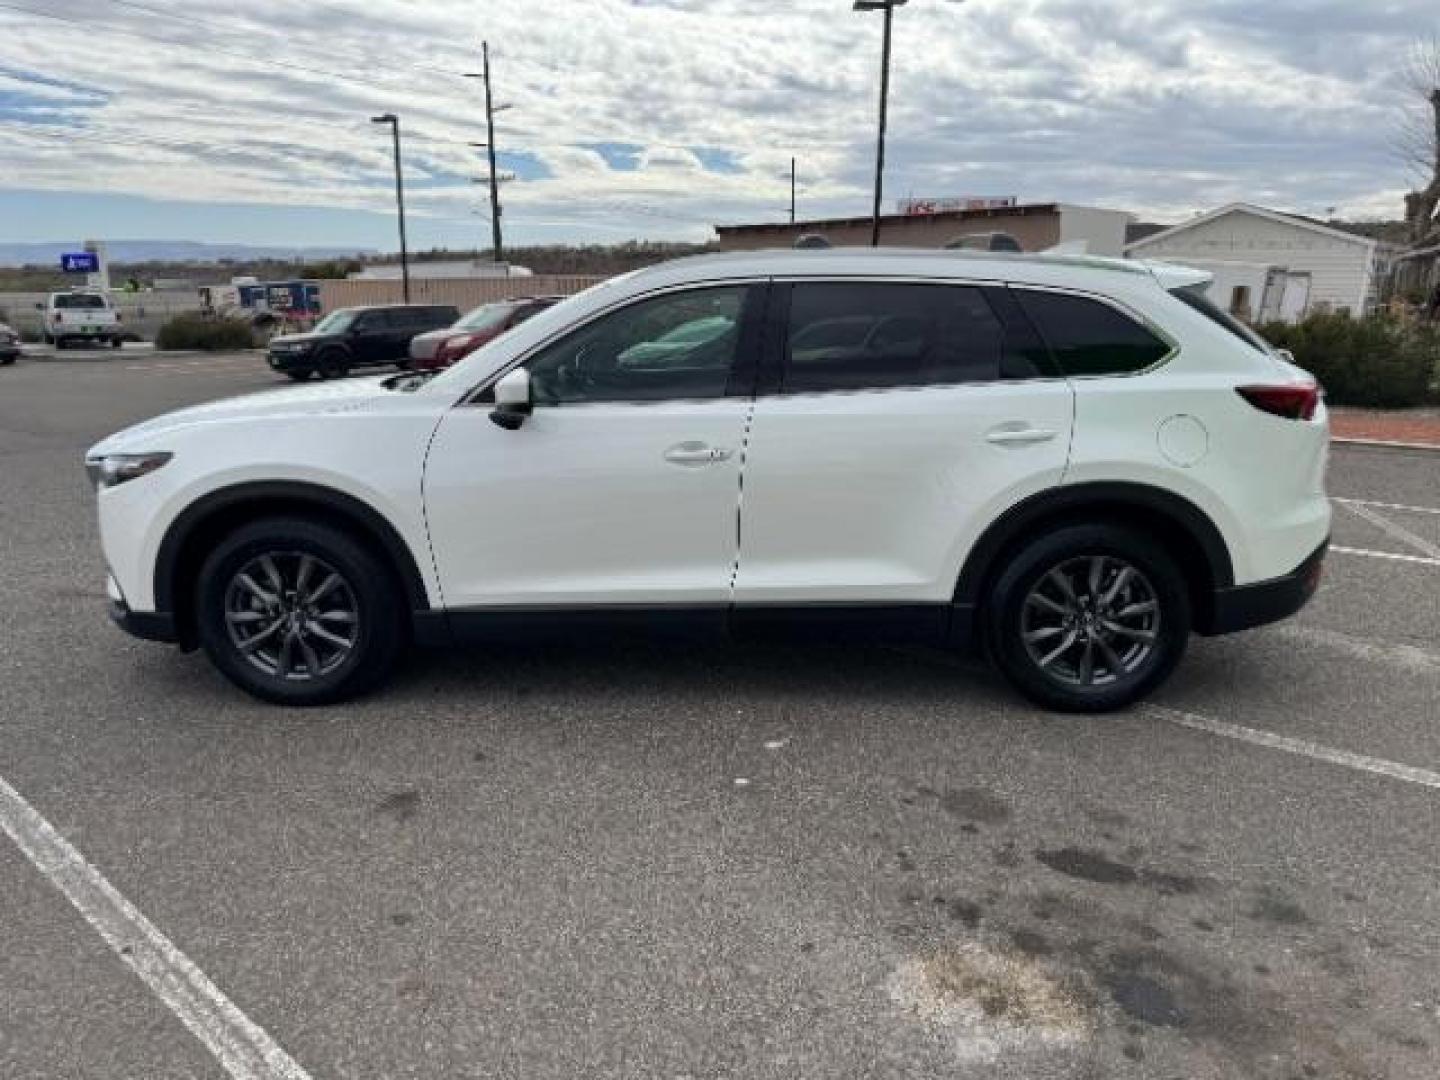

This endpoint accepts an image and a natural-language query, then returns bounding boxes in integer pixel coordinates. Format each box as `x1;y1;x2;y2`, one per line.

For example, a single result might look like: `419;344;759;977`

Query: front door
424;283;763;609
734;280;1075;606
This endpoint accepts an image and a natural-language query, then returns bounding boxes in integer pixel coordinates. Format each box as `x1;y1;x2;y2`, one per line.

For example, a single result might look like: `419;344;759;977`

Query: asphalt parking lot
1;349;1437;1080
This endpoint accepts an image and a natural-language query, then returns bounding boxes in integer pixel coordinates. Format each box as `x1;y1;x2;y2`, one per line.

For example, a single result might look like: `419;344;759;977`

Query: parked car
87;249;1330;710
409;296;562;371
39;291;122;348
267;304;459;380
0;321;20;364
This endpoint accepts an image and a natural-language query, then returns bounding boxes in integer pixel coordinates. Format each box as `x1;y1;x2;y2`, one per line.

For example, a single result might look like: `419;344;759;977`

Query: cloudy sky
0;0;1429;251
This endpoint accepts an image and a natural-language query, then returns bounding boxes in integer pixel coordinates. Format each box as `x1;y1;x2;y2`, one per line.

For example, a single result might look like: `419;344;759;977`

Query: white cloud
0;0;1427;244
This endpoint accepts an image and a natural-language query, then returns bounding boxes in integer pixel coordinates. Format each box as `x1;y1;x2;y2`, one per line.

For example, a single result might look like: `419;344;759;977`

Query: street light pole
370;113;410;303
790;156;797;224
854;0;906;248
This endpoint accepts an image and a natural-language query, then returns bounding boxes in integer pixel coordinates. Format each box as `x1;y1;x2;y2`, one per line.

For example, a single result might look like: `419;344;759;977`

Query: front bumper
267;349;314;371
110;597;178;644
1200;538;1328;636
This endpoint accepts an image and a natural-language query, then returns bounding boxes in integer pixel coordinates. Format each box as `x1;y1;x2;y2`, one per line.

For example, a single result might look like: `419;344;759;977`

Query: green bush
1256;311;1438;409
155;314;254;351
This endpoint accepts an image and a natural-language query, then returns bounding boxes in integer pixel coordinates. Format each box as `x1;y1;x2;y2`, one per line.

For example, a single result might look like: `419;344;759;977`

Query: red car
408;296;562;371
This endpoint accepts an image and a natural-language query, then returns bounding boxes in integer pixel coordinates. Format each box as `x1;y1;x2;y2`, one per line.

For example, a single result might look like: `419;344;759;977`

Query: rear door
733;279;1074;606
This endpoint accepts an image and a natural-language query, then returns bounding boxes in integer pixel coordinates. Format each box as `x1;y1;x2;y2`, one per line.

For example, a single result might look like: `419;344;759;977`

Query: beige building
715;203;1133;256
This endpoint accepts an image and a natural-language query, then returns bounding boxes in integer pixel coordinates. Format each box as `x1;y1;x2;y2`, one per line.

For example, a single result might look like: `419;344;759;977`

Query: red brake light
1236;383;1320;421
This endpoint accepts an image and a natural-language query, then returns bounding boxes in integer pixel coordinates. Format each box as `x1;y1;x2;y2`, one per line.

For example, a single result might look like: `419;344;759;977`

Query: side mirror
489;368;533;430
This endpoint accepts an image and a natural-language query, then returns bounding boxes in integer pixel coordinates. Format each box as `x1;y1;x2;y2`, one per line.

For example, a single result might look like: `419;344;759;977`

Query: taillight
1236;383;1320;421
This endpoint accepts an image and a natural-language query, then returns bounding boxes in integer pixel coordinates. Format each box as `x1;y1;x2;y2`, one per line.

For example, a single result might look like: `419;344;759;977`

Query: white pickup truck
40;291;122;348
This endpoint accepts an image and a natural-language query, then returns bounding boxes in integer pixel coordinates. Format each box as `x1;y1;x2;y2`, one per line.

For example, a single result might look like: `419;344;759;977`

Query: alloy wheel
1020;554;1161;688
223;552;360;681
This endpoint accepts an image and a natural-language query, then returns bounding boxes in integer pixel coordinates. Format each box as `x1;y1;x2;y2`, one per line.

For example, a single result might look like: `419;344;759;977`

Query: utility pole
370;113;410;303
790;157;797;224
479;42;504;264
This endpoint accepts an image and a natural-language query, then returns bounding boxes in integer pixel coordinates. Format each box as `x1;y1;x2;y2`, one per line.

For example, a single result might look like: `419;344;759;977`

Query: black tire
195;517;406;706
111;337;124;349
54;337;67;350
315;348;349;380
1;355;14;366
984;522;1190;713
286;370;313;382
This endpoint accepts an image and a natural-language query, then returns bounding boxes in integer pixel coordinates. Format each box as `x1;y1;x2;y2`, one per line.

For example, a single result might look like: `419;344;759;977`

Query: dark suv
267;304;460;380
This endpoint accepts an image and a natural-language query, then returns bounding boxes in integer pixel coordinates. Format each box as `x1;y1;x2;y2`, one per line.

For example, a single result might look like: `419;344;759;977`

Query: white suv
87;250;1330;711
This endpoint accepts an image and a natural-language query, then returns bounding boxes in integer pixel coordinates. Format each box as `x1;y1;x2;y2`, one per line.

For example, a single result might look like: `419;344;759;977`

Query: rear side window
782;283;1039;393
1169;286;1271;354
1014;289;1171;376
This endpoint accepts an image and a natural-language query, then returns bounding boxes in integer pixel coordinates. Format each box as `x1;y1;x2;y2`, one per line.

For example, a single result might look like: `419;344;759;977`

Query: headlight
86;452;173;490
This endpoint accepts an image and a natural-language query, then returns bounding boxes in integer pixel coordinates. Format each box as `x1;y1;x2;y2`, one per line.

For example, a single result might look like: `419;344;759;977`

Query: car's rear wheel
985;523;1190;713
195;517;405;705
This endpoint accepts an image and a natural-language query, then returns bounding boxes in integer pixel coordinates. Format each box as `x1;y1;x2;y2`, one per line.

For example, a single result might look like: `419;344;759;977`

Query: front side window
782;283;1026;393
313;310;356;334
527;286;748;405
1015;289;1172;376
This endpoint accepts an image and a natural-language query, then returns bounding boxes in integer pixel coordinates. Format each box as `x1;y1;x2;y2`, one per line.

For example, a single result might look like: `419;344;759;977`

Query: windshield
313;309;357;334
1170;285;1273;354
54;294;108;310
455;304;518;332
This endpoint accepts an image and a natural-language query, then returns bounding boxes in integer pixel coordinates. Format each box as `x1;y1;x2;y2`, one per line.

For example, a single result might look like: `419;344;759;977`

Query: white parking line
1332;545;1440;568
1337;501;1440;560
0;773;313;1080
1148;708;1440;791
1267;623;1440;677
1334;497;1440;518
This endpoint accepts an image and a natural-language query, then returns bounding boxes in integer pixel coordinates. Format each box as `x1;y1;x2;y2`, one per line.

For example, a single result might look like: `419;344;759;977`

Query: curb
1332;436;1440;452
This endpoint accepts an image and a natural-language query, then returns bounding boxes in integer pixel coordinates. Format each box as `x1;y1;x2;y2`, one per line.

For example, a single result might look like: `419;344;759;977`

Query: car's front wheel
195;517;405;705
985;523;1190;713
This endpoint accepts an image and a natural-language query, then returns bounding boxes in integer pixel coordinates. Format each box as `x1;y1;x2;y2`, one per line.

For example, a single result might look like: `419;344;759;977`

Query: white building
1125;203;1387;322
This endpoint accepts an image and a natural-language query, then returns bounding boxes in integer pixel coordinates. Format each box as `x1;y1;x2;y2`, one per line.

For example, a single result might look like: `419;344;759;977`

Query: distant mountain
0;240;376;268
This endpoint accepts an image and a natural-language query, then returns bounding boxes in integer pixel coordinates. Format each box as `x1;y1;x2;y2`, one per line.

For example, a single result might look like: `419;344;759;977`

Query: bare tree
1400;39;1440;246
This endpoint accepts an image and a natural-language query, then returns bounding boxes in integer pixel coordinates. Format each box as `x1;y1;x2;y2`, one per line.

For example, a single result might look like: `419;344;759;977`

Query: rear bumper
1200;538;1328;636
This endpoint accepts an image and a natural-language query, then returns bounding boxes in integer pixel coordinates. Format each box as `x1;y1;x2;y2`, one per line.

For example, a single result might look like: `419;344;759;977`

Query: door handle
986;426;1058;446
664;441;732;467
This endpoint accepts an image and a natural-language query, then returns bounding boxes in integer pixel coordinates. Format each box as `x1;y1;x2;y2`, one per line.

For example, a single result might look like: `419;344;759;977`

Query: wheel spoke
226;609;269;625
1087;556;1105;598
236;573;278;607
1026;592;1070;617
259;555;285;595
1077;639;1095;685
295;555;315;596
306;621;353;649
298;636;322;678
1101;566;1134;607
314;609;357;625
1113;599;1157;620
277;633;296;677
239;619;284;654
1046;568;1078;604
1102;619;1156;643
1038;628;1080;669
1095;634;1126;678
1023;625;1066;644
308;573;342;604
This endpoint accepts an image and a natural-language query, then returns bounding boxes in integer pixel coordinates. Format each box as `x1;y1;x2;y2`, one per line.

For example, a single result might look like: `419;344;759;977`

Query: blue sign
60;252;100;273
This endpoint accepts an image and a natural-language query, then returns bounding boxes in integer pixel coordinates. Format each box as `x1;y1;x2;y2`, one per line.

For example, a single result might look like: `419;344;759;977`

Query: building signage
897;196;1018;217
60;252;101;273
